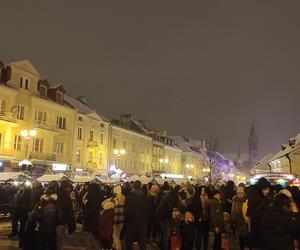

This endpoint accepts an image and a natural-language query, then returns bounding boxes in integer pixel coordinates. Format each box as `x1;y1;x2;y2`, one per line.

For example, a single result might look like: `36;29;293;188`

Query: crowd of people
1;177;300;250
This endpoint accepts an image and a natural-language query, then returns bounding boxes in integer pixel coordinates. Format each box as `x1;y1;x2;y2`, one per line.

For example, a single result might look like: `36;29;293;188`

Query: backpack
40;199;58;226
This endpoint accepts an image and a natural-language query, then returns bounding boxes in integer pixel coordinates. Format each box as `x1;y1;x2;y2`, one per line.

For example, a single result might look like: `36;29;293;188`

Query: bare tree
203;135;223;186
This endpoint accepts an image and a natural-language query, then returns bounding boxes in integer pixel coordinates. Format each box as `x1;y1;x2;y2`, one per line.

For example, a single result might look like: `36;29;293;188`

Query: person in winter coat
231;186;247;250
124;180;153;250
9;186;31;243
155;185;181;250
260;190;300;250
112;185;125;250
35;183;59;250
191;186;210;250
246;177;271;249
209;190;225;250
224;180;236;214
56;180;75;250
30;180;44;211
148;184;159;243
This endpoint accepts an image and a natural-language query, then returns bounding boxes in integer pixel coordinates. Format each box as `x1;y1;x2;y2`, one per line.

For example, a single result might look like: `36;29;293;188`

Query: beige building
109;115;153;176
64;95;109;175
0;60;75;173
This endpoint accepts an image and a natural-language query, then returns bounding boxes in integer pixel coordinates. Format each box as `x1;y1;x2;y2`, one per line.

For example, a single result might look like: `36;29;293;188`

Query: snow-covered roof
64;95;96;116
71;176;93;183
37;174;67;182
250;154;273;175
0;172;31;182
268;132;300;164
170;136;201;153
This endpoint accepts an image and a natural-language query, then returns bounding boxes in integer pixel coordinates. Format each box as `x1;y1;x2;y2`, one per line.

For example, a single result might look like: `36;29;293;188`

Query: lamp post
21;129;37;160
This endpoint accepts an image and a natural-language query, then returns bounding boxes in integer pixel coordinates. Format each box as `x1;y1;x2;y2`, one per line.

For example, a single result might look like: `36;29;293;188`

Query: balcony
29;152;57;162
33;120;61;133
87;162;97;168
0;110;17;123
87;140;98;148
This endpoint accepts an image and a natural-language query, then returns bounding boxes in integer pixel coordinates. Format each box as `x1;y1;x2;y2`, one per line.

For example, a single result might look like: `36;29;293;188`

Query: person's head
150;184;159;196
162;181;171;192
45;181;58;194
70;190;76;199
178;190;187;201
212;190;221;200
133;180;142;191
236;186;245;199
273;193;292;212
255;177;271;197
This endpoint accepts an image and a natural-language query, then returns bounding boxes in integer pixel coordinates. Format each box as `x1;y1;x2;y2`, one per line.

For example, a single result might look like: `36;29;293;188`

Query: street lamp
113;148;126;156
21;129;37;160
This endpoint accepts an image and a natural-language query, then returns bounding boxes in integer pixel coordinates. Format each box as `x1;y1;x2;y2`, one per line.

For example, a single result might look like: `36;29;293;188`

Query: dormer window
56;91;63;104
39;85;47;98
20;77;29;89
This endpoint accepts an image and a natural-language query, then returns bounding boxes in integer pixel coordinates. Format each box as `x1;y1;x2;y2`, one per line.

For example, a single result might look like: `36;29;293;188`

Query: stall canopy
37;174;68;183
71;176;94;183
0;172;32;182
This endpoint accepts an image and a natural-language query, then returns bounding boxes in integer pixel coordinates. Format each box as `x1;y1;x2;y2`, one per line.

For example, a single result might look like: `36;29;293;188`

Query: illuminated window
54;142;64;154
20;77;29;89
76;150;81;163
32;138;43;152
13;135;22;151
17;105;25;120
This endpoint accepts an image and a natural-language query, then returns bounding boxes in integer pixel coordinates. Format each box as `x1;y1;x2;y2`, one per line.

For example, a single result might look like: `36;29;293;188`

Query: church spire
248;125;258;162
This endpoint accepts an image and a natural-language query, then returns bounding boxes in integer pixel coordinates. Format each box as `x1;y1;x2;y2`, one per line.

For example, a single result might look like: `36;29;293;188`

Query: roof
170;136;203;153
37;174;67;182
64;95;97;116
0;172;31;182
9;60;40;76
250;154;273;175
71;176;93;183
268;132;300;163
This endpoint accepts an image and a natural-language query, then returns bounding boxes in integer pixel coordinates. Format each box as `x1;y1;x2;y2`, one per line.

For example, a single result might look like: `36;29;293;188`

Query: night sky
1;1;300;156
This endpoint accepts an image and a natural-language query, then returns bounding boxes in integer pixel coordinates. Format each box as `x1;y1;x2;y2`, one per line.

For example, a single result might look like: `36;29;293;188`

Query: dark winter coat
246;184;271;247
124;190;152;223
190;195;210;232
208;198;225;233
155;190;178;222
57;189;74;229
261;209;300;250
30;185;44;211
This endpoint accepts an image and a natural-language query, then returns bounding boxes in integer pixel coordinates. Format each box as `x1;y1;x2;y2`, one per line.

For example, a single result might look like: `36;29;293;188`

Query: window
100;132;104;144
20;77;29;89
123;141;127;149
78;116;83;122
32;138;43;152
14;135;22;151
0;99;6;115
77;127;83;140
56;116;66;129
35;110;47;124
99;152;103;165
100;123;105;128
89;130;94;141
54;142;64;154
56;91;63;103
113;138;117;148
76;150;81;163
88;151;94;163
0;132;2;148
17;105;25;120
39;85;47;97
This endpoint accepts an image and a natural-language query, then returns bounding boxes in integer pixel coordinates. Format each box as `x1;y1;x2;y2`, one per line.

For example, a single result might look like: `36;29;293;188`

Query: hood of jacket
40;193;58;201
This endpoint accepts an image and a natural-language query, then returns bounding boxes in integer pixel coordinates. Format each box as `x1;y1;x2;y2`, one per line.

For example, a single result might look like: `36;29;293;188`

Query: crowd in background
1;177;300;250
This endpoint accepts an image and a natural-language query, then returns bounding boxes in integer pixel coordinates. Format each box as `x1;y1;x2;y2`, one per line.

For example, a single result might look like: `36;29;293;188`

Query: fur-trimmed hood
40;193;58;201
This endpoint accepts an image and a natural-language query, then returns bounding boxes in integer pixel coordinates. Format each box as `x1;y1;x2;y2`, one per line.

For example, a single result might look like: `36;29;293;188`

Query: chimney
77;96;86;104
138;119;146;126
120;114;133;128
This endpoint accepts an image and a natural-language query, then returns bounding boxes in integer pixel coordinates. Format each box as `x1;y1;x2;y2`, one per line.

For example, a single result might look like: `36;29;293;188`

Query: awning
249;154;273;175
0;172;32;182
37;174;68;182
71;176;93;183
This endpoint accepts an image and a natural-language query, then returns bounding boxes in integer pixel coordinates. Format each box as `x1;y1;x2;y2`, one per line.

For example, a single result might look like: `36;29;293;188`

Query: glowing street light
113;148;126;156
21;129;37;161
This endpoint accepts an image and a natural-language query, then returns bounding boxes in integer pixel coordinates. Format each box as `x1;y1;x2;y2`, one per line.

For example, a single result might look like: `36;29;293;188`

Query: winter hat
278;189;292;198
211;190;221;197
113;185;122;195
237;186;245;194
255;177;271;191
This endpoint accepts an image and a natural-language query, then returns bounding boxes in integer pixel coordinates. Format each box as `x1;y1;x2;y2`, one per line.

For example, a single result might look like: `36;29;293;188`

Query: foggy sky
1;0;300;156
